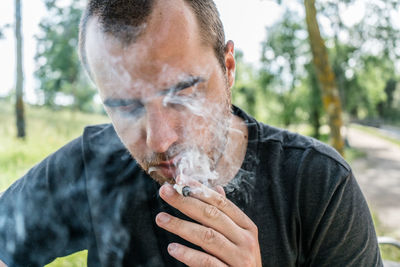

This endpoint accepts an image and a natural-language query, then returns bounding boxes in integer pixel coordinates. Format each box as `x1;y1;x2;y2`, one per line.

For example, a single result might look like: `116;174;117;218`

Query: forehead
85;0;215;100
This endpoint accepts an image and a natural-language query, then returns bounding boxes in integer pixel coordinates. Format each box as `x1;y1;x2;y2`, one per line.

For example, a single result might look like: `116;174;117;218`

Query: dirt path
347;126;400;238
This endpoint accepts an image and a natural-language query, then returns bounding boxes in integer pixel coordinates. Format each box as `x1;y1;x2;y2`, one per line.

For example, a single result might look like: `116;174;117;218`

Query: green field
1;102;399;264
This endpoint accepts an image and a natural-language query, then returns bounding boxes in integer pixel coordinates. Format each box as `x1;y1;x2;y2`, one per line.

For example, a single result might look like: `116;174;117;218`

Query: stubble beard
137;78;232;185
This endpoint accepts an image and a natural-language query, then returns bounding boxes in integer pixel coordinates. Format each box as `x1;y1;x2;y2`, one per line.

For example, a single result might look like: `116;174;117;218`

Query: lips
149;157;179;179
158;165;177;178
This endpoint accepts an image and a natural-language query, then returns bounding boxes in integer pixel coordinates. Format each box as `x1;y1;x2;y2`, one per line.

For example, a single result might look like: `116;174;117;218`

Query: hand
155;181;262;267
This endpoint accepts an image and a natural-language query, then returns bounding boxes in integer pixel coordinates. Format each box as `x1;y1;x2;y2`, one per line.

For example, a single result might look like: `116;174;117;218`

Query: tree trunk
304;0;344;155
311;106;320;139
15;0;25;138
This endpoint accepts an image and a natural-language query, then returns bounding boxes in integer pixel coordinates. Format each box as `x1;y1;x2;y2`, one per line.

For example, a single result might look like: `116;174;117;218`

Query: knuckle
242;232;256;248
215;195;228;209
242;258;254;267
202;227;216;244
245;219;258;233
251;223;259;235
248;239;258;252
238;250;255;267
204;205;220;219
201;256;215;267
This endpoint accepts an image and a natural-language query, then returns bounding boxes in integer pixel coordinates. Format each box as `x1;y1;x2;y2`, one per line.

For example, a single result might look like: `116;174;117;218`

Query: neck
215;113;248;186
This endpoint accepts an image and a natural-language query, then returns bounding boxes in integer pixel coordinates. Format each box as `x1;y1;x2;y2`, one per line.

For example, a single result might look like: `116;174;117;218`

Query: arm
0;259;7;267
296;148;383;266
0;137;90;266
303;172;382;266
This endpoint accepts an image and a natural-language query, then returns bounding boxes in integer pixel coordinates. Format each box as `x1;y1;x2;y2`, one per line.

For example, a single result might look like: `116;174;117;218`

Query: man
0;0;382;266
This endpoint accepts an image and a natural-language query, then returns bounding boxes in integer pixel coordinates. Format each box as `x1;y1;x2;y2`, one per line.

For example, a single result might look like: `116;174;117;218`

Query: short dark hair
79;0;226;79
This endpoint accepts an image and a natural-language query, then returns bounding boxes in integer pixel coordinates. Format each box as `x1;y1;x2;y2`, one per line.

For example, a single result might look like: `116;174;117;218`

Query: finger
215;185;226;198
167;243;227;267
159;184;245;244
156;212;237;265
174;175;224;198
171;180;255;230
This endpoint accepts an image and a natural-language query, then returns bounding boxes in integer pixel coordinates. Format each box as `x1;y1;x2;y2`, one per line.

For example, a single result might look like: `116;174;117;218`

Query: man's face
85;0;235;185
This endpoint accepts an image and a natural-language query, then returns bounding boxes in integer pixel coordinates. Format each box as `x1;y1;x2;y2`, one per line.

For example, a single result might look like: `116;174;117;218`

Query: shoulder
233;106;351;187
257;122;350;173
82;123;126;155
252;122;353;199
83;123;117;143
81;123;139;184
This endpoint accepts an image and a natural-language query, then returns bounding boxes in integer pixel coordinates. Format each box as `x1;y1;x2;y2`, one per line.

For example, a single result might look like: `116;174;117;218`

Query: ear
224;40;235;88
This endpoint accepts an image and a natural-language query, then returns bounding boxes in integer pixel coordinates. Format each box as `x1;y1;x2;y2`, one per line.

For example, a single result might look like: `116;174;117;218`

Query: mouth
148;157;179;180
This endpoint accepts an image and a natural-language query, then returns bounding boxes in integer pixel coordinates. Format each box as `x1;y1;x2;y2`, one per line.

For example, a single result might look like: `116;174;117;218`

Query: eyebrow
103;76;205;108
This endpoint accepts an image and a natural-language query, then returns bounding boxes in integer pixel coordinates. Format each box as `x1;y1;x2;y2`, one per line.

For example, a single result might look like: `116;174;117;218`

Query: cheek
108;114;147;153
179;110;218;148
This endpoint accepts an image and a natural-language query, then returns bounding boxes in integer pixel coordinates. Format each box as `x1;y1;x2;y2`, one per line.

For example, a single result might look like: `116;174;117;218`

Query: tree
321;0;400;121
260;10;310;127
232;50;259;117
304;62;323;139
15;0;25;138
35;0;96;111
358;0;400;120
304;0;344;155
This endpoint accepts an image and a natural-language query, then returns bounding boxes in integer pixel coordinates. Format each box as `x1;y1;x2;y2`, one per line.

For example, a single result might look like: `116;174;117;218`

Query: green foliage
258;9;319;128
35;0;96;112
232;50;260;117
326;0;400;121
356;56;391;117
257;0;400;130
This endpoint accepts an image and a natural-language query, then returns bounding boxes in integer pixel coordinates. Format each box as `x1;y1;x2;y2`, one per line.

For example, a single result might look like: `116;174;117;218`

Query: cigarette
173;184;191;197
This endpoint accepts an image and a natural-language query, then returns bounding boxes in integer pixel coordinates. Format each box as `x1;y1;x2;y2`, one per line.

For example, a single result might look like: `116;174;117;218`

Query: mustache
144;144;184;167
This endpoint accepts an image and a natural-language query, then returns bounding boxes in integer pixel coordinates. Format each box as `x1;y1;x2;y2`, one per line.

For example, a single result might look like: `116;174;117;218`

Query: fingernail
168;243;179;254
157;213;170;224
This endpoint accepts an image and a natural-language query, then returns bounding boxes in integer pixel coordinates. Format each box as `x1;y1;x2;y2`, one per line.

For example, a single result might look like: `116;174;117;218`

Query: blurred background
0;0;399;265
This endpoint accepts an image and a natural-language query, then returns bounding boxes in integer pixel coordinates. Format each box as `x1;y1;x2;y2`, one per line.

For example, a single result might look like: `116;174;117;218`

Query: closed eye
161;76;205;97
117;103;145;118
103;99;145;118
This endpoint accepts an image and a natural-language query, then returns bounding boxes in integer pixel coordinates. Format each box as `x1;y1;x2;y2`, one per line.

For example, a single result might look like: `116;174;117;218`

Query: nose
145;103;178;153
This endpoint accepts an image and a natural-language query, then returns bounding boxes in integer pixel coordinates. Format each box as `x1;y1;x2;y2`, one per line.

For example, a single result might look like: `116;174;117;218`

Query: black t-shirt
0;107;382;266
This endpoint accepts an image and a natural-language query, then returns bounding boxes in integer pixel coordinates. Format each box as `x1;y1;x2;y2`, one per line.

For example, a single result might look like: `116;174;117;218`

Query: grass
344;147;367;163
1;103;398;264
372;213;400;262
0;103;109;190
47;251;88;267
